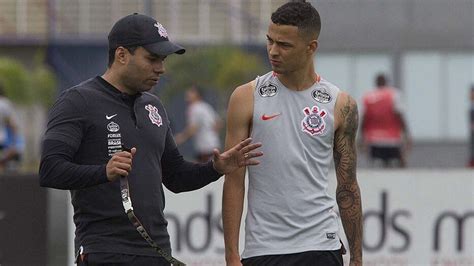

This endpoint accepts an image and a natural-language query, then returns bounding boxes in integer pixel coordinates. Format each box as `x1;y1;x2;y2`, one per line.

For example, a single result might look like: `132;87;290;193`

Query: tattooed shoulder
333;93;359;185
337;93;359;134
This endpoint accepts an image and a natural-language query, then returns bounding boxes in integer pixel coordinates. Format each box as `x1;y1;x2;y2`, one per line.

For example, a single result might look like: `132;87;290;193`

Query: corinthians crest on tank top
243;71;342;258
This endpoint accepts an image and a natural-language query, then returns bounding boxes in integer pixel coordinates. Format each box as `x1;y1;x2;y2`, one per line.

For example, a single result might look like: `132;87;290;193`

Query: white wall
315;52;474;141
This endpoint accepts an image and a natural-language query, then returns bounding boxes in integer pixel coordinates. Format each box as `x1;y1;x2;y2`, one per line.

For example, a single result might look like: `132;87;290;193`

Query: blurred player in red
361;74;411;168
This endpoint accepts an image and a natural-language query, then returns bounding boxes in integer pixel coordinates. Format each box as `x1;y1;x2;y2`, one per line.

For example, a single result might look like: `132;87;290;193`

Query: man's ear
115;46;129;65
308;40;318;54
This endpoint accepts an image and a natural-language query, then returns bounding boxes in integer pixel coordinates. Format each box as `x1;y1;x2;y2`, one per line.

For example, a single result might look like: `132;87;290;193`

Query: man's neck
277;66;318;91
102;71;134;95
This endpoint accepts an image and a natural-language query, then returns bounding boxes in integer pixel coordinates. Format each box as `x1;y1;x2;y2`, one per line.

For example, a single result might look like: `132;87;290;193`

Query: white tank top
243;71;342;258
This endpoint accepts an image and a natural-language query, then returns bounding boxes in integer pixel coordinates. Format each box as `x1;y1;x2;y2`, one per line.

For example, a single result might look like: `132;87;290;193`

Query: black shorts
369;146;402;161
241;250;343;266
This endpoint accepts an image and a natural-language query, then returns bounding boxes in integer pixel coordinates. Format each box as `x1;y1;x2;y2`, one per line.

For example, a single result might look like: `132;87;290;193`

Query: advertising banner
163;170;474;266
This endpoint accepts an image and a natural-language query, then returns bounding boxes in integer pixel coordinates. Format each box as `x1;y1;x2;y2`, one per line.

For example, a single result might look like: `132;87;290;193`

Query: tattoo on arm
334;96;363;263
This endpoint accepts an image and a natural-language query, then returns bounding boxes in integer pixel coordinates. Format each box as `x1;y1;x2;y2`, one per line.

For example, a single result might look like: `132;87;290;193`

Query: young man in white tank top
222;1;363;265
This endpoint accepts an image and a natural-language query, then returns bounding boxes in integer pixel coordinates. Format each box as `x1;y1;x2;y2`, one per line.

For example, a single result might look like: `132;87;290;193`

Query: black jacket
39;76;220;256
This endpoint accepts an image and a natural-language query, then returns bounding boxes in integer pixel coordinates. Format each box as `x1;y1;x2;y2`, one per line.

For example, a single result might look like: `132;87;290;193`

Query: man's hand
212;138;262;174
106;147;137;182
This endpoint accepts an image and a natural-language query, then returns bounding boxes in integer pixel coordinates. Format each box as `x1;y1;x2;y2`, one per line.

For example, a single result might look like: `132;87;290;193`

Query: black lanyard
120;145;186;266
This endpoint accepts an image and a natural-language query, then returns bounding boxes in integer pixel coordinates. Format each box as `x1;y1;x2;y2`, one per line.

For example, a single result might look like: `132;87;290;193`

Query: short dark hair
376;74;387;87
271;0;321;40
189;84;205;98
107;46;139;67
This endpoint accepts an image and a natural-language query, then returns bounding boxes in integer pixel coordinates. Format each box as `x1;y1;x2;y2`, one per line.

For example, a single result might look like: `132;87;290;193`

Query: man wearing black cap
39;13;262;265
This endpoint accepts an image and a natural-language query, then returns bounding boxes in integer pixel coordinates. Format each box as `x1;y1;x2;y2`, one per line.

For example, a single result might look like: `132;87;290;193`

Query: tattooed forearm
337;184;362;263
334;95;363;264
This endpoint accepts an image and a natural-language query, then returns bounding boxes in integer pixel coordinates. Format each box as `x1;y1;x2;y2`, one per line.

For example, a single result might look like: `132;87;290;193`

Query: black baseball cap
108;13;185;56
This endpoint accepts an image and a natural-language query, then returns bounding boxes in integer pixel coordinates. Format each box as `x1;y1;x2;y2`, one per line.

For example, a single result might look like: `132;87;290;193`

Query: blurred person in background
0;124;24;172
469;84;474;168
361;73;411;168
0;83;19;157
39;13;262;266
222;1;362;266
174;85;222;162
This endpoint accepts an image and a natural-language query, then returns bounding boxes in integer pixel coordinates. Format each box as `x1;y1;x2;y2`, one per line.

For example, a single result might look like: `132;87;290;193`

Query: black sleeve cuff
207;160;222;181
